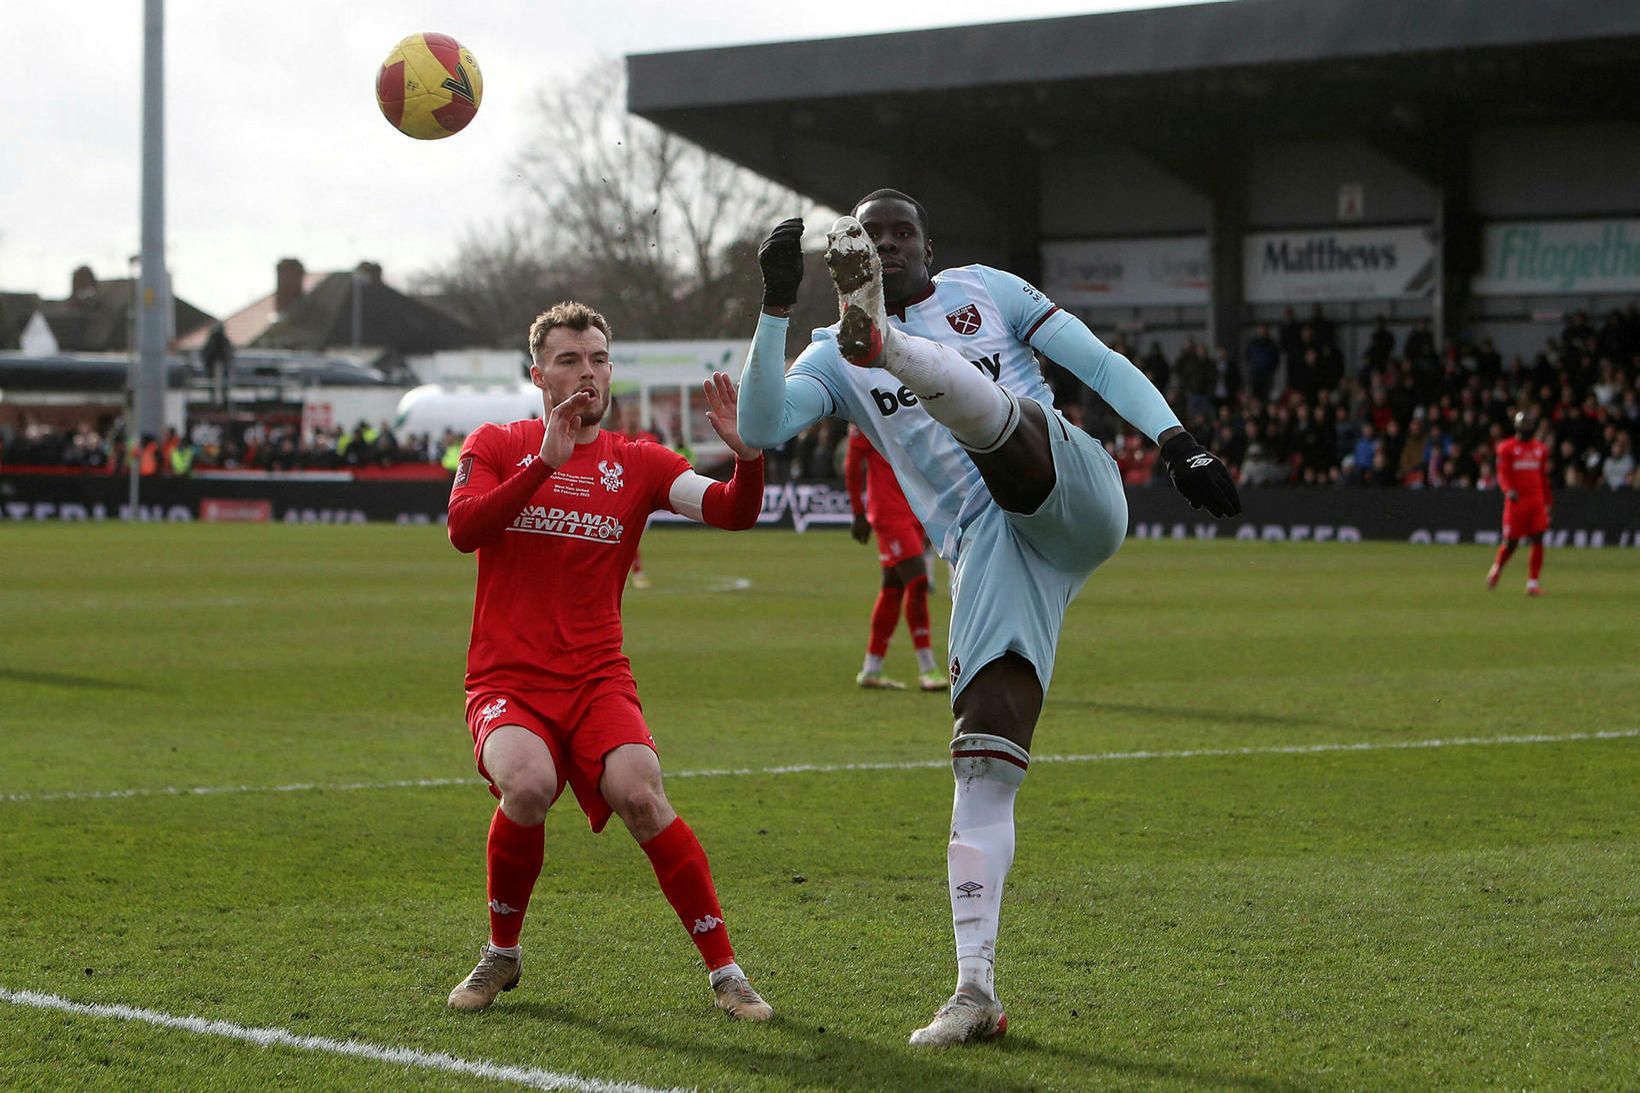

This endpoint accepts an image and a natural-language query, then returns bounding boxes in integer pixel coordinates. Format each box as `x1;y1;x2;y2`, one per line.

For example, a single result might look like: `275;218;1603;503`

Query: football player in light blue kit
739;190;1241;1046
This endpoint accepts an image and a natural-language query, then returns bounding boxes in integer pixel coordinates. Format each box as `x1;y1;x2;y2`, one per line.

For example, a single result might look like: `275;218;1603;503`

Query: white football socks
881;328;1021;454
916;647;938;673
708;961;746;987
947;733;1029;1001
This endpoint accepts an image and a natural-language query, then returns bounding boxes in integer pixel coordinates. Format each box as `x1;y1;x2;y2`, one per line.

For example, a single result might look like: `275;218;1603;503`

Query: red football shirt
1495;437;1551;506
844;428;917;527
451;420;690;692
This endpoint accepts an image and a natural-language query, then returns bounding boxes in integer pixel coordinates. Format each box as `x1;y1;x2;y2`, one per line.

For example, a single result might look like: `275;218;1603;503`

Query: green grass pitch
0;523;1635;1090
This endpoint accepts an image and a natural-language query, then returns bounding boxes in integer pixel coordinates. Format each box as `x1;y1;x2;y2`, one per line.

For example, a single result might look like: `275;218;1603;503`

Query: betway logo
508;505;625;543
871;354;1001;416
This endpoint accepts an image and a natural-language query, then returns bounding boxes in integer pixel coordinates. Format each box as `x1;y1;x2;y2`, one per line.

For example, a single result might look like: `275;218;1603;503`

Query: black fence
2;473;1636;547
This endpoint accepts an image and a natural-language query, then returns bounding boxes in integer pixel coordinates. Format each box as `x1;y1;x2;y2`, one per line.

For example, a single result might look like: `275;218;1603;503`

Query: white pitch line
0;988;686;1093
2;729;1635;805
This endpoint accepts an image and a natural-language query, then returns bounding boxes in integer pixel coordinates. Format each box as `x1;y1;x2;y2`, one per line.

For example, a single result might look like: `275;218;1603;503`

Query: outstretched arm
666;371;765;531
1033;318;1180;443
739;218;829;449
1035;316;1240;517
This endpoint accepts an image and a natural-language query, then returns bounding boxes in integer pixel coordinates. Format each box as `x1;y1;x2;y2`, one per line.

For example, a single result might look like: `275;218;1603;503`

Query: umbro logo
691;914;724;935
489;899;519;915
1186;454;1215;469
955;881;984;899
517;454;538;468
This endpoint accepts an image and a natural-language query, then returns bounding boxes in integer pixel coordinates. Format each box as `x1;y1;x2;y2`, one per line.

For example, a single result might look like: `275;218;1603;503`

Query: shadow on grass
507;998;1289;1092
0;668;151;693
1054;700;1332;731
1008;1032;1306;1092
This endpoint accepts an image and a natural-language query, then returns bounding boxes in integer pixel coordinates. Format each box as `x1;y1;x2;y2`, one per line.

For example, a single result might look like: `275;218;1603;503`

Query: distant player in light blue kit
739;191;1241;1046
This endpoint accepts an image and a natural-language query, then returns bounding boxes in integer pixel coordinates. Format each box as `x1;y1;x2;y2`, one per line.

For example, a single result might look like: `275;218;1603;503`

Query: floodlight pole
132;0;169;515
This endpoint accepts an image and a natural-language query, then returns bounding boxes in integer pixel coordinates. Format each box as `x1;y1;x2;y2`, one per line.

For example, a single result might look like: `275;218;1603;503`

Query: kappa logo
488;899;519;915
598;459;624;492
946;303;983;335
1186;454;1216;470
508;505;625;543
955;881;984;899
517;453;538;469
691;914;724;935
476;698;509;731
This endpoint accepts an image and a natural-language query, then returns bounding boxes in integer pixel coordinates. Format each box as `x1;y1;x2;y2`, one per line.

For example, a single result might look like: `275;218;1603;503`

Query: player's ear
924;237;934;267
528;361;546;389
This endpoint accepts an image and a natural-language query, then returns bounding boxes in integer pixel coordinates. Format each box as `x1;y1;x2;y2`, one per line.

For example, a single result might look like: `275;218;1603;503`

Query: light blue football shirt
739;264;1180;558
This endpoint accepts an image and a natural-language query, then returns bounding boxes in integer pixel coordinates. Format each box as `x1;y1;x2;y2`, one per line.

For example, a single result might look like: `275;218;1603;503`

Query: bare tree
415;217;585;349
421;60;838;348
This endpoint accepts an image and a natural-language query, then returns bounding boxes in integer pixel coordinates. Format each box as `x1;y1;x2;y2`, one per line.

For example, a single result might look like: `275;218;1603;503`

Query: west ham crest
946;304;982;335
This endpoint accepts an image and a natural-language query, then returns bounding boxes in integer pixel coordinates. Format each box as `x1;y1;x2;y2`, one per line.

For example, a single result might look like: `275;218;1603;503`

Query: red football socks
868;586;905;658
1528;542;1544;580
904;573;931;651
641;817;735;971
487;808;544;948
1493;542;1516;571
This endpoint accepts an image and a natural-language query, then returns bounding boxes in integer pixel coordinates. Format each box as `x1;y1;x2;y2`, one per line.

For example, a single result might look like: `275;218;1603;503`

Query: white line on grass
2;729;1634;805
0;987;686;1093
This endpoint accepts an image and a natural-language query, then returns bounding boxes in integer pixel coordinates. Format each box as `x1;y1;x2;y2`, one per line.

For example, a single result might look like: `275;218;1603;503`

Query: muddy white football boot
447;945;521;1011
908;988;1007;1047
826;216;892;368
711;972;774;1021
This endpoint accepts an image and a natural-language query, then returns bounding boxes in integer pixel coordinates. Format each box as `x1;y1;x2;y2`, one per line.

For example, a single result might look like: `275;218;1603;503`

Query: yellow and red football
375;33;483;140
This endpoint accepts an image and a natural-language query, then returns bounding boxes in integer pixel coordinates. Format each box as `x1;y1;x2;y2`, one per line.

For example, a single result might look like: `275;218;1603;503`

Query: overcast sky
6;0;1212;318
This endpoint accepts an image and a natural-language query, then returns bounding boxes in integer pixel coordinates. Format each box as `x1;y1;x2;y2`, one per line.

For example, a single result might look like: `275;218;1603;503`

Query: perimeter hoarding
1472;219;1640;297
1041;237;1210;307
1244;226;1436;303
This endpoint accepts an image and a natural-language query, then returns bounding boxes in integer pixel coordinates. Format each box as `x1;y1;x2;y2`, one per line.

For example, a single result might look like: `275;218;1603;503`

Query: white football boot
825;216;892;369
908;988;1007;1046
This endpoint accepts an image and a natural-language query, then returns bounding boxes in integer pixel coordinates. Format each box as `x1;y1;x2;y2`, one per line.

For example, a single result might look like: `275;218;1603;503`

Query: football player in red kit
445;301;772;1020
843;425;947;691
1488;410;1552;596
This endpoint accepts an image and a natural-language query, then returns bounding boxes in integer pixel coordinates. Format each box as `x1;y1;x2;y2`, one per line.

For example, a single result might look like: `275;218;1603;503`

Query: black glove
758;217;805;309
1160;430;1242;517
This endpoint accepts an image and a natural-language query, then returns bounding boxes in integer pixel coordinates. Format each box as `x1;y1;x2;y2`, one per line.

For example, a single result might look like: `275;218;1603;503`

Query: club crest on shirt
945;303;982;336
598;460;624;492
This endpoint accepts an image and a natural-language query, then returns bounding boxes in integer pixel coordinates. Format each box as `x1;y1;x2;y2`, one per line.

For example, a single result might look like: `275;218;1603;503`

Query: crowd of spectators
1050;304;1640;493
6;304;1638;492
0;415;465;477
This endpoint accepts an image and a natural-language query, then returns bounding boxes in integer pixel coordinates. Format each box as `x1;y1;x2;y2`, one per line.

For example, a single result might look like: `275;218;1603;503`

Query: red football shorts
875;518;926;568
465;676;656;833
1503;501;1548;540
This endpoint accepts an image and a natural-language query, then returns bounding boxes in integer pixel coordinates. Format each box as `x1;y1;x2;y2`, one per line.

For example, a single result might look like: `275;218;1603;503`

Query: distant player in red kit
844;426;948;691
445;301;772;1019
1488;410;1551;596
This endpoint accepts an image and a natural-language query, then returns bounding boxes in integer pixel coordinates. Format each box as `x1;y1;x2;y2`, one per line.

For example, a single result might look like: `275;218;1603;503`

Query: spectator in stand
1602;431;1635;489
1399;418;1428;486
1365;315;1396;374
1176;338;1214;419
1245;324;1280;402
1403;319;1436;367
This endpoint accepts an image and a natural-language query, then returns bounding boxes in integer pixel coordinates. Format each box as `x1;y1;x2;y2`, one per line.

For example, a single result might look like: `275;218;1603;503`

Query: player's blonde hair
527;301;612;360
